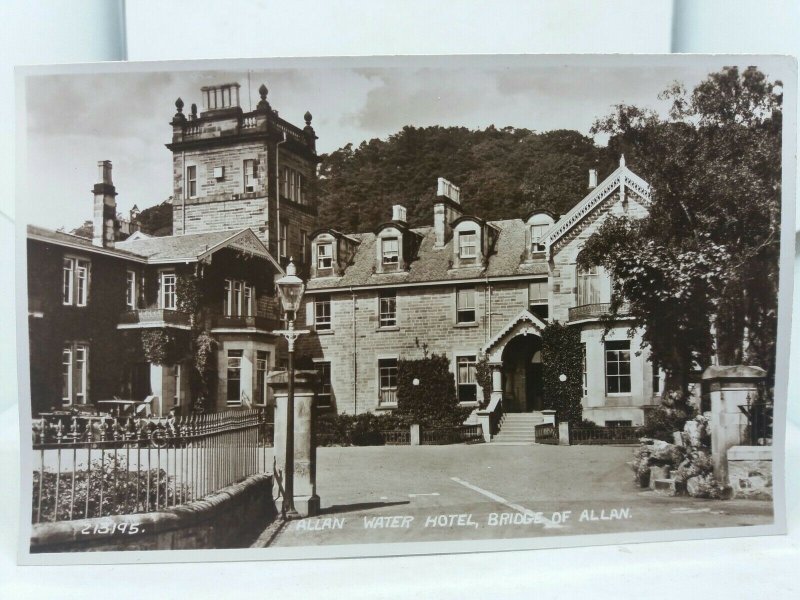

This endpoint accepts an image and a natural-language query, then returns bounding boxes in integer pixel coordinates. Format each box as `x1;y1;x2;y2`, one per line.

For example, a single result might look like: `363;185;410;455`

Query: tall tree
579;66;782;392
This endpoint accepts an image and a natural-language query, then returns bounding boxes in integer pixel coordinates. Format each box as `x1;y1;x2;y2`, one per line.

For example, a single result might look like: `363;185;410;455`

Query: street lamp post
274;259;309;520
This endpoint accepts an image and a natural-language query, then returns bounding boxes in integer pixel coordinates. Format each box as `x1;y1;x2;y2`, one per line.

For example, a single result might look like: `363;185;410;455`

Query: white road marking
670;507;726;515
408;492;440;497
450;477;562;529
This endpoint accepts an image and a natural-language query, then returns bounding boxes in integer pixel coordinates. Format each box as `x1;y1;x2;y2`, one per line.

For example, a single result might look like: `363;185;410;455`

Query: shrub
32;454;187;523
396;354;472;428
315;412;408;446
637;391;697;442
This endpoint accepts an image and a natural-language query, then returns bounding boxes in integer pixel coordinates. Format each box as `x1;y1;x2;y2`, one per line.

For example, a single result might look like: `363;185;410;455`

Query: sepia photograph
15;55;794;562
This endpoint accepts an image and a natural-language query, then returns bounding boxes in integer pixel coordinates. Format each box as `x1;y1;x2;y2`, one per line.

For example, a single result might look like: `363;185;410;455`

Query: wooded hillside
317;126;615;233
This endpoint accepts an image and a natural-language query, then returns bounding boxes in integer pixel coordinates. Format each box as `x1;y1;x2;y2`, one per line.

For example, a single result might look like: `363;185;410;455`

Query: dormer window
530;224;548;253
459;231;477;259
382;237;399;265
525;211;555;258
317;243;332;270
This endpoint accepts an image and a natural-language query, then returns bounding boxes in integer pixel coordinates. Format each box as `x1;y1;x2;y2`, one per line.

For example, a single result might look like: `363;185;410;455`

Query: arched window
576;264;611;306
526;212;554;254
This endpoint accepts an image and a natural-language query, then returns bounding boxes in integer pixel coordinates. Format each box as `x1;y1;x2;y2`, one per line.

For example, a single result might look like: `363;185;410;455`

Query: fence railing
380;429;410;445
569;425;640;445
738;402;773;446
421;424;484;445
31;409;272;524
534;423;559;445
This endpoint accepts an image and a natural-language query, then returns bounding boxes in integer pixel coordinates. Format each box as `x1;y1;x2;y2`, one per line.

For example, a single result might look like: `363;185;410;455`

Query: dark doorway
130;363;151;400
501;335;544;412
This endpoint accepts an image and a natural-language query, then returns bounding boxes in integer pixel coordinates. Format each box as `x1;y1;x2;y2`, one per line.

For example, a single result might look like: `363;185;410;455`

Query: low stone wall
31;473;276;553
727;446;773;500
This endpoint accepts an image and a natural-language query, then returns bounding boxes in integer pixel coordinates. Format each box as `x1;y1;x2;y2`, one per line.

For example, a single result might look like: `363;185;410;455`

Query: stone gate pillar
702;365;766;484
269;369;320;517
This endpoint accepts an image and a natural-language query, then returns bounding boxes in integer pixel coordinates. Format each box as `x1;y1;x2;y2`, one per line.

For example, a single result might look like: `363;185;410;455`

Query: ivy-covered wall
541;322;584;424
27;239;133;415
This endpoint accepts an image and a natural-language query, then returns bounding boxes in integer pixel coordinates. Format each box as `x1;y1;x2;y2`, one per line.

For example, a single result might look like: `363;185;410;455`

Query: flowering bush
637;391;697;442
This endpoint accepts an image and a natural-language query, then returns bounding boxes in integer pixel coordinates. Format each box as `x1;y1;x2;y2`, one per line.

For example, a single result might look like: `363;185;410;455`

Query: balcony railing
568;302;630;322
210;314;280;332
118;308;192;329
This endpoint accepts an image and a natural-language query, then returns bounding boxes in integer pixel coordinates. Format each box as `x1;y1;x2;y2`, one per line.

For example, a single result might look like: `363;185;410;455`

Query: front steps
492;412;545;444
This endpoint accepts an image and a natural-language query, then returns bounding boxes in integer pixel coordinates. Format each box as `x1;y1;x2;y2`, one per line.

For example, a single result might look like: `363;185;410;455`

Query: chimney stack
433;177;462;248
92;160;118;248
392;204;407;223
588;169;598;189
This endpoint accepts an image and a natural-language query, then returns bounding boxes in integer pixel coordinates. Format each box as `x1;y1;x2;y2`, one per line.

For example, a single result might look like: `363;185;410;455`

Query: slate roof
116;229;240;261
306;219;548;291
28;225;266;265
27;225;146;261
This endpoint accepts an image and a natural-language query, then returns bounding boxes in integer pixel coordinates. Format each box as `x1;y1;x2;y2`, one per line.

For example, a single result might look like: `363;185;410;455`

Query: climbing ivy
541;322;583;424
475;354;492;409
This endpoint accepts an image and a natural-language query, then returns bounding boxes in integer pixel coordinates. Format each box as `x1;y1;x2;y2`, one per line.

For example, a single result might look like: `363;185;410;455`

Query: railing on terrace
381;429;410;445
31;409;273;524
738;402;773;446
118;308;192;328
534;423;559;445
210;314;280;331
274;119;306;145
421;424;483;445
568;302;630;322
570;425;640;445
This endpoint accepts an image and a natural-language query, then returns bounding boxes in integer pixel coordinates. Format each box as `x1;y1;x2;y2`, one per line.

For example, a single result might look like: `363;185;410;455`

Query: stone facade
300;163;660;425
168;83;319;269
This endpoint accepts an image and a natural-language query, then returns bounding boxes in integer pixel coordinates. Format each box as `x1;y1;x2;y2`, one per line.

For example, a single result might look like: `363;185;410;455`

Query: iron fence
421;424;484;445
31;409;273;524
738;402;773;446
381;429;410;445
534;423;559;444
569;425;640;445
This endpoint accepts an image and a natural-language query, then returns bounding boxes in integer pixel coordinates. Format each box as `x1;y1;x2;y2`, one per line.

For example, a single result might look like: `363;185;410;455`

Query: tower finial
172;97;187;125
304;111;312;126
619;154;626;167
256;83;270;112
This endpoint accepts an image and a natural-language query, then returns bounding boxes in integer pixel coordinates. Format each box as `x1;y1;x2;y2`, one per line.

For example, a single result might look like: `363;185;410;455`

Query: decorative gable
543;158;651;258
482;309;548;363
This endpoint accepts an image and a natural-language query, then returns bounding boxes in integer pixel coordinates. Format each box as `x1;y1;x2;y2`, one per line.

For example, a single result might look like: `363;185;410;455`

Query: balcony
117;308;192;330
210;314;280;333
568;302;630;322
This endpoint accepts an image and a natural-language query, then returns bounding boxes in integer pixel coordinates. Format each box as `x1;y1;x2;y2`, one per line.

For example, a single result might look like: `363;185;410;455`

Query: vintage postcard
15;55;795;564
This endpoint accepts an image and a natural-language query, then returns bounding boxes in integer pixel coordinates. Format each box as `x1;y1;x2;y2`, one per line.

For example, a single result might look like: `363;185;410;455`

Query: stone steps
492;412;547;443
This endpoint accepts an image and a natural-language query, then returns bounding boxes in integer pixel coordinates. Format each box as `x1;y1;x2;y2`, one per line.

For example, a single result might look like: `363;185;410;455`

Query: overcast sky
22;58;763;231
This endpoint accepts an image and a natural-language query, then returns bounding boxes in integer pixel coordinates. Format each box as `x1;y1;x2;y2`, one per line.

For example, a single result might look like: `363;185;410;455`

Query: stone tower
166;82;319;266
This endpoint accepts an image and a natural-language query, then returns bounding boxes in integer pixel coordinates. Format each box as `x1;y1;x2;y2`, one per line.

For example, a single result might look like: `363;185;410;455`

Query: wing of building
298;160;659;427
26;82;318;417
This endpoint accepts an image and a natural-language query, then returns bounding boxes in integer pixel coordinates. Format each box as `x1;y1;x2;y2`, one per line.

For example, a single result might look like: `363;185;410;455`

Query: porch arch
481;310;548;412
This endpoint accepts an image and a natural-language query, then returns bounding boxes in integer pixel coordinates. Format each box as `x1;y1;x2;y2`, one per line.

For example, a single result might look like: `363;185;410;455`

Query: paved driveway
270;444;773;546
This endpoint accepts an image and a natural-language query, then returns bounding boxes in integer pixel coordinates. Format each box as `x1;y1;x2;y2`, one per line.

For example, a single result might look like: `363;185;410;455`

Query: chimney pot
93;160;118;248
588;169;598;189
433;177;463;248
392;205;407;223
